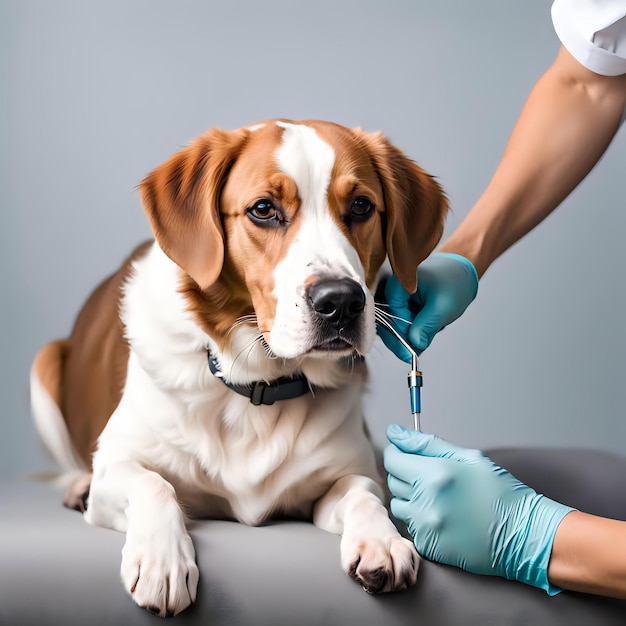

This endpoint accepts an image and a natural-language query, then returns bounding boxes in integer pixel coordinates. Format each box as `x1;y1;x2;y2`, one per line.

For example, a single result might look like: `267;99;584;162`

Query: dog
30;119;447;617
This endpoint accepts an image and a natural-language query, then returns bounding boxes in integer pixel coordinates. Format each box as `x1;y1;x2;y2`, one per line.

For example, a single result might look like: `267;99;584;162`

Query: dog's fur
30;119;447;617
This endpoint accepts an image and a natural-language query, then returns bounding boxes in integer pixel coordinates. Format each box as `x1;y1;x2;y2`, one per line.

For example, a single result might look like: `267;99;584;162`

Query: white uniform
552;0;626;75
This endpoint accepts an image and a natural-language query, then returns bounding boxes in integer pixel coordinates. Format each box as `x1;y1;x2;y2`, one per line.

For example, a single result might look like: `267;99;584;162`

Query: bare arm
441;46;626;278
549;511;626;598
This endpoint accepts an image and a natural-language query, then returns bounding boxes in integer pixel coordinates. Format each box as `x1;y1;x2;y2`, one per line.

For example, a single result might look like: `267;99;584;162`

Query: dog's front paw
62;473;92;512
121;526;199;617
341;535;419;593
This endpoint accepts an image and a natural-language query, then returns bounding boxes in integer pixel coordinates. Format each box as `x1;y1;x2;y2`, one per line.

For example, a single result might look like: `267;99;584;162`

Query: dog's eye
250;200;276;219
247;199;285;226
350;197;375;221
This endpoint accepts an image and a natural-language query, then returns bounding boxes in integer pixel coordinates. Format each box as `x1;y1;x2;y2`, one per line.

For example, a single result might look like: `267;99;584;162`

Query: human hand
383;425;575;594
378;252;478;361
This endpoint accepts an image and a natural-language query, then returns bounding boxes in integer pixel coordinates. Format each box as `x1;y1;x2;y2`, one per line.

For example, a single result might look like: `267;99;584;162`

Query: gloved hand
378;252;479;361
383;425;575;594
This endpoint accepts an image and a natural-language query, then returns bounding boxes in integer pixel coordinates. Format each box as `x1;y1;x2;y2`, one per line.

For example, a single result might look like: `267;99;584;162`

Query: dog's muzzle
307;278;366;351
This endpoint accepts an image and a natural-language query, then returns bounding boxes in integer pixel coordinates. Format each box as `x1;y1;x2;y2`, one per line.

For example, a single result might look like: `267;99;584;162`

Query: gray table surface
2;448;626;625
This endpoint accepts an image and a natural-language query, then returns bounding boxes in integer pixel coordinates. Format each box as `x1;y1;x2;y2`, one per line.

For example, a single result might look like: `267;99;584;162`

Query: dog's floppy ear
139;127;248;290
358;130;448;294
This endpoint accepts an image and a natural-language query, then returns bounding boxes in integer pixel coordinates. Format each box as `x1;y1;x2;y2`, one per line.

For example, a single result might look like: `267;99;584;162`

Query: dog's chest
164;394;359;525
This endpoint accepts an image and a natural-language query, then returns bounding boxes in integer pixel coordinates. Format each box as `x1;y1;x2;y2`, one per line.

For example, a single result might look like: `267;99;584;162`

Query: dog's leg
313;475;419;593
84;460;199;617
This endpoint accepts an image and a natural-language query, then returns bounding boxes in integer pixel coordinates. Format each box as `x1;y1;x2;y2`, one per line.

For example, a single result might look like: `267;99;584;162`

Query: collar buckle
250;380;270;406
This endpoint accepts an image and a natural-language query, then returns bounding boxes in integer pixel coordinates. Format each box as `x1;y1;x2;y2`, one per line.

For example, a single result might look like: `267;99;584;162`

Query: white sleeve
551;0;626;76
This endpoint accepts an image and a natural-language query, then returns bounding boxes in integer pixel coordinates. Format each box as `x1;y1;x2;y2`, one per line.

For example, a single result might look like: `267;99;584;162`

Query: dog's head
139;119;447;365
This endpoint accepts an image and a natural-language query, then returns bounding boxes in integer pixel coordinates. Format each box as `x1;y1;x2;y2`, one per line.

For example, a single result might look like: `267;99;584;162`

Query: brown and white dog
30;119;447;617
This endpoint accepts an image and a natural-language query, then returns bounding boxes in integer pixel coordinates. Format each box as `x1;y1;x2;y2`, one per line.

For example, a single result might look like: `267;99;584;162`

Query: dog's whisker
229;334;265;380
262;339;278;360
220;314;271;382
225;314;258;338
374;307;412;328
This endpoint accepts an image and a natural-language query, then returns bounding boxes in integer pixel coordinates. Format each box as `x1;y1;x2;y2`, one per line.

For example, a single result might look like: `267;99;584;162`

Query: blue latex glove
379;252;479;361
384;425;575;594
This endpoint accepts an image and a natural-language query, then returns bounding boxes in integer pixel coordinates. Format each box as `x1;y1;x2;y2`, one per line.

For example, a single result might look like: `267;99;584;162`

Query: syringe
375;315;423;430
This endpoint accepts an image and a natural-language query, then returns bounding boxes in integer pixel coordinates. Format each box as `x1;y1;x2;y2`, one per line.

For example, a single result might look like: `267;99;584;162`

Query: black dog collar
207;352;312;406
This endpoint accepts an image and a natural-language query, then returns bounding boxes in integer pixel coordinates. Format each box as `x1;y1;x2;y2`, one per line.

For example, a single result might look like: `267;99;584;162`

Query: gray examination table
2;447;626;625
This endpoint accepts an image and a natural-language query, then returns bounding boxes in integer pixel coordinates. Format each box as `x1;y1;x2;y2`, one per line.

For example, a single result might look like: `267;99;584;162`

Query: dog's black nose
308;278;366;328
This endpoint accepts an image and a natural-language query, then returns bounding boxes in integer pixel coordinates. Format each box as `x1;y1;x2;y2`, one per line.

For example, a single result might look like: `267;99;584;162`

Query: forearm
441;46;626;277
548;511;626;598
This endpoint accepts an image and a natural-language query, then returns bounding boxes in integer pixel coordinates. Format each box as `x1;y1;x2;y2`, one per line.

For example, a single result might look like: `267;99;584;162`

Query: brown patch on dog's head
216;123;304;338
354;129;448;293
304;121;448;294
139;122;306;346
315;122;389;289
139;127;249;291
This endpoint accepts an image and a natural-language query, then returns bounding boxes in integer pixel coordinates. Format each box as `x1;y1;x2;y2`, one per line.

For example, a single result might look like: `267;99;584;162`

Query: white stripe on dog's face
268;122;374;359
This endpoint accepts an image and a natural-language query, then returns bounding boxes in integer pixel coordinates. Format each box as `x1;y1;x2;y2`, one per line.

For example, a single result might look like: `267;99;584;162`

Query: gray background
2;0;624;479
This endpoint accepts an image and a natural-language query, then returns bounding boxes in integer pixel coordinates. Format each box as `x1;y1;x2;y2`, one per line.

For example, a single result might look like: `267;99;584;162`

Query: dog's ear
357;130;448;294
139;128;248;290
